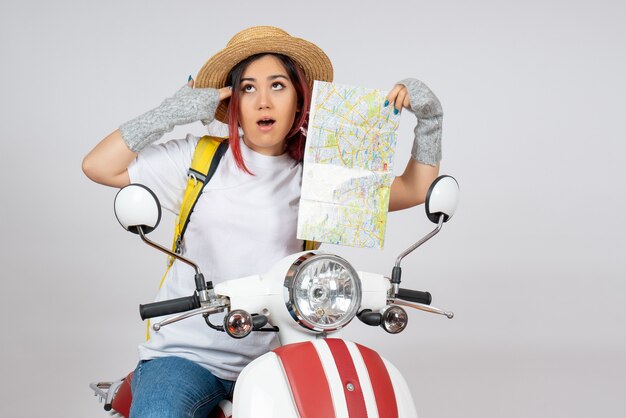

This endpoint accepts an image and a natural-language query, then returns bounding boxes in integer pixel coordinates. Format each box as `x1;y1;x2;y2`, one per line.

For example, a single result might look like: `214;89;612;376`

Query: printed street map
297;81;401;249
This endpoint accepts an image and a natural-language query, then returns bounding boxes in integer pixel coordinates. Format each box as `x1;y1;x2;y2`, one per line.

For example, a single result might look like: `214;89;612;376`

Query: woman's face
238;54;298;156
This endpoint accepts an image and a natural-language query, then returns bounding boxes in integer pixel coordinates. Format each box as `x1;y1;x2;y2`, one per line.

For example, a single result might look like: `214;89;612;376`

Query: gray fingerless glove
397;78;443;166
119;85;220;152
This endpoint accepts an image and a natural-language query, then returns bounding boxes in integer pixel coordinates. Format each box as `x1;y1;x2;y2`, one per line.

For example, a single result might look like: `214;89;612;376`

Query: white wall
1;0;624;417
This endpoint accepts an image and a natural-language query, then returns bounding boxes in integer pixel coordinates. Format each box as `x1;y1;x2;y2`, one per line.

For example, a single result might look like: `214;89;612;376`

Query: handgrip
139;295;200;320
396;288;432;305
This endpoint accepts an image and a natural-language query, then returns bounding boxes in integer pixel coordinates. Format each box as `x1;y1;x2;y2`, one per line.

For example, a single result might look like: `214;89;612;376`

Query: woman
83;26;443;417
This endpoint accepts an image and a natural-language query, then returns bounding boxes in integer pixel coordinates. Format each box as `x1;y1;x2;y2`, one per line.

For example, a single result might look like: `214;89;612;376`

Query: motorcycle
91;175;460;418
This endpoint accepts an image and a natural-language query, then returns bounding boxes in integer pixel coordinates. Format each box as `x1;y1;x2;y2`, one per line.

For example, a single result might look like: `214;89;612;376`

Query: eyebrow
240;74;289;83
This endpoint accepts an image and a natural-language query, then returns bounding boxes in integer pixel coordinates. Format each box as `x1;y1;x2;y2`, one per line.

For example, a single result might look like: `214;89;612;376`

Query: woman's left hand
385;84;411;115
386;78;443;211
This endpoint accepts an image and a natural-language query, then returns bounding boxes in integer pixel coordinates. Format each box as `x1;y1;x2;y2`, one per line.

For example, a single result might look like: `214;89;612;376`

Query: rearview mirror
114;184;161;234
425;175;460;224
391;174;460;294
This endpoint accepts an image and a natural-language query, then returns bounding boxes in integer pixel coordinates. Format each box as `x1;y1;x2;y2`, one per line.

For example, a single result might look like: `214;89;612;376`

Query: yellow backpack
147;135;318;339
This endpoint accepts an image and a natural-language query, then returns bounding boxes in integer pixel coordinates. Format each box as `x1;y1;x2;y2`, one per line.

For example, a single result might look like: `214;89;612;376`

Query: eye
271;82;285;90
241;84;256;93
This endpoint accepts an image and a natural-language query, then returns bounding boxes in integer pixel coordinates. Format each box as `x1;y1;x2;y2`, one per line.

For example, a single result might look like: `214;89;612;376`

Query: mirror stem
137;226;201;276
395;214;445;268
391;215;445;294
137;227;214;300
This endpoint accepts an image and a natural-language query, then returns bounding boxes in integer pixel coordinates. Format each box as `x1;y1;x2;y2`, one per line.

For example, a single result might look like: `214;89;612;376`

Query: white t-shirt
128;134;304;380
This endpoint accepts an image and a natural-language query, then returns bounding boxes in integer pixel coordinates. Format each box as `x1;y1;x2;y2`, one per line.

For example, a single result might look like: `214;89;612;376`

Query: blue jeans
130;357;235;418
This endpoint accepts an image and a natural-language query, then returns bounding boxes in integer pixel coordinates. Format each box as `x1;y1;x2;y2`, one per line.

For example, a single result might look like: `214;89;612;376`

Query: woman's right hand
187;77;232;102
117;77;224;153
83;78;230;188
185;77;231;125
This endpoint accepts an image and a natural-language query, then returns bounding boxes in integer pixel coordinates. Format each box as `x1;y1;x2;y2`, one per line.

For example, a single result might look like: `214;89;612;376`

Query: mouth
257;117;276;128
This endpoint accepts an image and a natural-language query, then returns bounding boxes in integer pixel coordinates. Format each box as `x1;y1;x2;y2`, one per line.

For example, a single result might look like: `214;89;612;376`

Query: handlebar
396;288;432;305
139;294;200;320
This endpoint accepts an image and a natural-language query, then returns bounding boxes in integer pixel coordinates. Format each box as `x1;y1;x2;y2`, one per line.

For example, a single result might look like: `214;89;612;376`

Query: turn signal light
224;309;253;338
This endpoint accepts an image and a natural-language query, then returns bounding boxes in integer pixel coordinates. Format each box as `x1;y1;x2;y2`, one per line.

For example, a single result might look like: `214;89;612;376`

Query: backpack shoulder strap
172;135;229;256
304;240;321;251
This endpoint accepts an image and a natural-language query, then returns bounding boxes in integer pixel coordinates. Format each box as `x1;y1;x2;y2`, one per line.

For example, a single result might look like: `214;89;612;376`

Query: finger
187;75;194;88
403;92;411;110
385;84;403;106
218;86;232;101
394;88;408;115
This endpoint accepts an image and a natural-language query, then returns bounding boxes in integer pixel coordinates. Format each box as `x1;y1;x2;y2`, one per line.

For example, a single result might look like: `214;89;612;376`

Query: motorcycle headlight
284;253;362;332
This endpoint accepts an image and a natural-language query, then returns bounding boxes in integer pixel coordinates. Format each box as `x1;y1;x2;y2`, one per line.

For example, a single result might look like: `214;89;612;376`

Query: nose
257;87;272;110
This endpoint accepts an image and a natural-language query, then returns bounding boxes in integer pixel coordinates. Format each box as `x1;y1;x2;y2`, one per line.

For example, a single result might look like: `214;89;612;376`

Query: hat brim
195;34;333;124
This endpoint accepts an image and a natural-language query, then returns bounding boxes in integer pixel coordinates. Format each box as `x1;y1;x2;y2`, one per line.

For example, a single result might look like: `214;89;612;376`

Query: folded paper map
297;81;401;249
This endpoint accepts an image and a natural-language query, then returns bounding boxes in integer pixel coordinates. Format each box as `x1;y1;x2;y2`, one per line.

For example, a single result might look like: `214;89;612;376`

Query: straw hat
195;26;333;123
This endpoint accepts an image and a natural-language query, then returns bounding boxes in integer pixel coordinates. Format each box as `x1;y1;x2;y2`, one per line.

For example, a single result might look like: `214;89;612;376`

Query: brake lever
152;297;229;331
391;298;454;319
